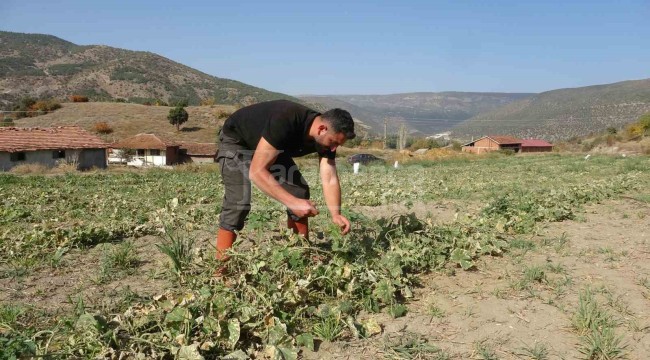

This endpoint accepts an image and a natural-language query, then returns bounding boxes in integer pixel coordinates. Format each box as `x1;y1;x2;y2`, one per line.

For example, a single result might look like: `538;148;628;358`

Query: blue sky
1;0;649;95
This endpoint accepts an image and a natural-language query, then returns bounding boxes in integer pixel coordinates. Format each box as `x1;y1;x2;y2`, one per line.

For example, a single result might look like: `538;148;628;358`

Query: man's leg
271;155;311;239
216;133;252;262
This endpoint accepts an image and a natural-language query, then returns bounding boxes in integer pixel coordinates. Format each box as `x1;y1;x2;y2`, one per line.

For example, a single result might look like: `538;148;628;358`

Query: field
1;154;649;359
12;102;236;143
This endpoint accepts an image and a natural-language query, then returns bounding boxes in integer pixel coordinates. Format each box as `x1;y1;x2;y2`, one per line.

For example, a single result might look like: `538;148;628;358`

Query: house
178;142;218;164
521;139;554;153
0;126;109;171
112;133;180;167
462;135;522;154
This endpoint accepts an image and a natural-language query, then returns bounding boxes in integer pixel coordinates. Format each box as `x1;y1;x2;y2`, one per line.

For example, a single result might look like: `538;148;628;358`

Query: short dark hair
322;108;356;140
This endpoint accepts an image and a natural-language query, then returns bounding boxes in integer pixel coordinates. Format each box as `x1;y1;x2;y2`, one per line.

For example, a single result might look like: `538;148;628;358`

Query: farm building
521;139;554;153
178;142;218;164
112;133;180;167
462;135;522;154
0;126;108;171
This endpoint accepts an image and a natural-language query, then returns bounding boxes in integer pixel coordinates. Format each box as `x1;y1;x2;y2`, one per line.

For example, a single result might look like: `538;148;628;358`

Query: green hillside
0;31;299;108
453;79;650;141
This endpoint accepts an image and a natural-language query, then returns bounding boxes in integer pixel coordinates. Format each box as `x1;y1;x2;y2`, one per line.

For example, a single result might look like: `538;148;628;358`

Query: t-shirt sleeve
318;149;337;160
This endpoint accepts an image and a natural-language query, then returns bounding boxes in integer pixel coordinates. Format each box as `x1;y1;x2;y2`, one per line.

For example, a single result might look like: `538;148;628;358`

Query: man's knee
219;206;250;231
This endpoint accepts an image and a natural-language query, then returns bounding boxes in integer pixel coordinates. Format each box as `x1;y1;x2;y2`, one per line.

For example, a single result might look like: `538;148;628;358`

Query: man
215;99;356;261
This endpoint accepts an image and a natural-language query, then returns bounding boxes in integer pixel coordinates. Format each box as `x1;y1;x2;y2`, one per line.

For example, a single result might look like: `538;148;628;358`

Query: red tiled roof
0;126;109;153
521;139;553;147
487;135;522;145
113;134;177;150
178;142;217;156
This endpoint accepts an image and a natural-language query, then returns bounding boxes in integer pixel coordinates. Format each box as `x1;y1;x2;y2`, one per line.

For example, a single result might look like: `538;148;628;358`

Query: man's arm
319;156;351;234
249;137;318;218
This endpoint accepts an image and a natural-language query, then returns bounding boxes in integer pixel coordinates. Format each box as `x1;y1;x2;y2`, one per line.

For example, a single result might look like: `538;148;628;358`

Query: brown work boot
287;216;309;240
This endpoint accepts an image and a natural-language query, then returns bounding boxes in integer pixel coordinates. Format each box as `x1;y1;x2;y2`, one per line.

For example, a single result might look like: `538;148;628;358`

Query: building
521;139;554;153
0;126;109;171
112;133;180;167
178;142;218;164
462;135;522;154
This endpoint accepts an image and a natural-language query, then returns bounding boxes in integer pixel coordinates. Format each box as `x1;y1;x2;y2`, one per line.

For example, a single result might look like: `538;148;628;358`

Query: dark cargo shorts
217;130;310;231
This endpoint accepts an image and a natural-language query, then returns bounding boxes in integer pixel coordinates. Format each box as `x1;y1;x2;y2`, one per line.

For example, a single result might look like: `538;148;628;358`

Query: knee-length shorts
217;130;310;231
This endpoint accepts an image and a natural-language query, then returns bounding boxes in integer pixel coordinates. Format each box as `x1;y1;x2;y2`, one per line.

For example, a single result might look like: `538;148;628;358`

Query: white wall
128;149;167;167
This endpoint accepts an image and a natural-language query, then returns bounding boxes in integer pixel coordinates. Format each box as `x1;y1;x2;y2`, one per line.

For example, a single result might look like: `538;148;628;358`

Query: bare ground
1;199;649;359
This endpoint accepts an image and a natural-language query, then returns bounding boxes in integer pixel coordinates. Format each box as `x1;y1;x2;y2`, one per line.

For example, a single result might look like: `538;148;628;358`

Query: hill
0;31;298;108
453;78;650;141
11;102;236;143
300;92;533;135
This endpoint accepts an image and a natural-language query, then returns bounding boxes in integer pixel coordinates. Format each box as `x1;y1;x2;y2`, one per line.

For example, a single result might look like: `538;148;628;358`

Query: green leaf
165;307;191;325
296;333;314;351
450;248;474;270
389;304;407;318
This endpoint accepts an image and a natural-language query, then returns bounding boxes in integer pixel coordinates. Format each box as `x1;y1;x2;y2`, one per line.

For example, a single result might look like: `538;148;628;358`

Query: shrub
69;95;89;103
200;98;216;106
31;100;61;112
94;122;113;134
216;109;232;119
409;138;440;151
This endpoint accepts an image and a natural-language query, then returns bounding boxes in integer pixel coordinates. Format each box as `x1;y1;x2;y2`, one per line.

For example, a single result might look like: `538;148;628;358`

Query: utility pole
383;119;388;149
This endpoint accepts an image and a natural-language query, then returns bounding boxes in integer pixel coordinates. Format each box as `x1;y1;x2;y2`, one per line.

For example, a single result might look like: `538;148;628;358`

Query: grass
95;241;140;284
312;314;345;342
573;288;628;359
155;229;195;278
517;342;550;360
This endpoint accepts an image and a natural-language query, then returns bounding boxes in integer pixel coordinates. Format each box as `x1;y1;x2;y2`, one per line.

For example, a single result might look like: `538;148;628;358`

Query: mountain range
2;31;650;141
0;31;297;108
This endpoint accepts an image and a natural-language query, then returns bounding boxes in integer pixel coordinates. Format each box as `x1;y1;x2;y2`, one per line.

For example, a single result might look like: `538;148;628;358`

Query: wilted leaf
223;349;249;360
228;318;240;349
361;318;382;337
202;316;220;336
177;344;204;360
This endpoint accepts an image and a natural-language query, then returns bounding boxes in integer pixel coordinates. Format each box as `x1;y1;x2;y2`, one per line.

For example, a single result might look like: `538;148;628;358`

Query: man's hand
288;199;319;218
332;214;351;235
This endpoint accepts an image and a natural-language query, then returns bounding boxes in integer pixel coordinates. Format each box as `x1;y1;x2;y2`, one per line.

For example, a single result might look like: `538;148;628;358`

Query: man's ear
318;124;328;135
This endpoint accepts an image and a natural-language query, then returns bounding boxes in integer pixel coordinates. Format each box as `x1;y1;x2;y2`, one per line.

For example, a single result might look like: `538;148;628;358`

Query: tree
168;106;189;131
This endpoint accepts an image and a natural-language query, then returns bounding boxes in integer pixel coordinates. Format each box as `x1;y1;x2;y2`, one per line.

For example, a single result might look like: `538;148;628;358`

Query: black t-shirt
222;100;336;159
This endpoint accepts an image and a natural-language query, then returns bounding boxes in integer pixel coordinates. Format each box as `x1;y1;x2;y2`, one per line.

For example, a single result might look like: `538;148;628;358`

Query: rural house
0;126;109;171
521;139;554;153
462;135;522;154
112;133;180;167
178;142;218;164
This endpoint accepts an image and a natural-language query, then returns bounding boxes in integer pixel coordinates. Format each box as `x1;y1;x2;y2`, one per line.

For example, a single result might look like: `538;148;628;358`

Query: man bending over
215;100;356;261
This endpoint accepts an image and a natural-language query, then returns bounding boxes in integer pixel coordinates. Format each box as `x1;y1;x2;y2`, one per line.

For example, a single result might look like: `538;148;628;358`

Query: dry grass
9;163;50;175
13;102;237;143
